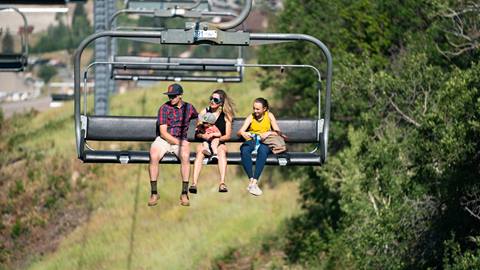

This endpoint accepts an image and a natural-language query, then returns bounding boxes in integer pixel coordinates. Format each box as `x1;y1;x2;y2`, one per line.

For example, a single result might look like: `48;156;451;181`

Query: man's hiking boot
148;194;159;206
180;193;190;206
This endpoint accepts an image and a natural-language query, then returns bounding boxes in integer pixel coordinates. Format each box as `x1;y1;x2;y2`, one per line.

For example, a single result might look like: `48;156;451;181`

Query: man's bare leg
179;140;191;206
148;138;166;206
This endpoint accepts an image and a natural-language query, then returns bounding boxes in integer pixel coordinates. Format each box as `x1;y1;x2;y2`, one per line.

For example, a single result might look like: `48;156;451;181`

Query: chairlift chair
73;26;332;166
0;6;28;72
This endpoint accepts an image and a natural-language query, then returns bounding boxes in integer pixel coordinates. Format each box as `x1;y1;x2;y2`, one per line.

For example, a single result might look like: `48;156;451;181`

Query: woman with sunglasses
190;89;235;193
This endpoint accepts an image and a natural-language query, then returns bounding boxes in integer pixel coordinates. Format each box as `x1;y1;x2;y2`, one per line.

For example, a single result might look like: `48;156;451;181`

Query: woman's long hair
212;89;235;122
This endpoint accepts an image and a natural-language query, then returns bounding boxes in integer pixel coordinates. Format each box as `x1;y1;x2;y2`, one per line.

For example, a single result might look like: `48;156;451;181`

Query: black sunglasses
210;97;222;104
168;95;179;100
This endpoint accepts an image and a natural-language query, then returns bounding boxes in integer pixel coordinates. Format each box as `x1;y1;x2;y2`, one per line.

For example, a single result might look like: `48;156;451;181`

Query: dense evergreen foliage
259;0;480;268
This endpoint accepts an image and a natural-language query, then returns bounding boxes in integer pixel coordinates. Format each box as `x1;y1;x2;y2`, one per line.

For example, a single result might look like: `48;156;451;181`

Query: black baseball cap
163;83;184;96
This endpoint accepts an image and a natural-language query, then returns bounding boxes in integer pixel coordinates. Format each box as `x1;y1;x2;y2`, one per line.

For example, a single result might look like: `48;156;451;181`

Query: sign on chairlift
194;30;218;39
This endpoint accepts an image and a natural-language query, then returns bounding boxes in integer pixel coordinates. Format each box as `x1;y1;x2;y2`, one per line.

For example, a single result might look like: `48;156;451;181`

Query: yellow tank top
249;112;271;135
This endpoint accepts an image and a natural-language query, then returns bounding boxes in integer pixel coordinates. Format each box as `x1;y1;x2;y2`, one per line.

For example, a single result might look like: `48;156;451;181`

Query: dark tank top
206;107;226;135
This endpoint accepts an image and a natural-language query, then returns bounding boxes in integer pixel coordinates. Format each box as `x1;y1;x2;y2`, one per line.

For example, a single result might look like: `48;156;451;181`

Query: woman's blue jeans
240;140;271;181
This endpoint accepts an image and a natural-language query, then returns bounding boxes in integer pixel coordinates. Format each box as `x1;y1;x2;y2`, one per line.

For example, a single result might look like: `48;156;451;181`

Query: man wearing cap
148;83;198;206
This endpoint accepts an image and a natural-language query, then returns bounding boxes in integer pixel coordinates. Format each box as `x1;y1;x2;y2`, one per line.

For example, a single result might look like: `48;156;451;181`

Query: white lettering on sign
194;30;217;39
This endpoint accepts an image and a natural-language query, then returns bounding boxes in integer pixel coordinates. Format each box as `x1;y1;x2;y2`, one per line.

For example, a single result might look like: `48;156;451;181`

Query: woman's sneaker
248;183;263;196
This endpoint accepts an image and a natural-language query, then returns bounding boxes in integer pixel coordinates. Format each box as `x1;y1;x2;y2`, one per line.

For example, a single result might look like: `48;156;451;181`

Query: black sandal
218;183;228;193
189;185;197;194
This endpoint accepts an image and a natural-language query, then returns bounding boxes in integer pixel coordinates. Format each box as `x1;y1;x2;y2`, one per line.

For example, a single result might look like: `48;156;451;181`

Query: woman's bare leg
211;138;220;155
217;144;227;184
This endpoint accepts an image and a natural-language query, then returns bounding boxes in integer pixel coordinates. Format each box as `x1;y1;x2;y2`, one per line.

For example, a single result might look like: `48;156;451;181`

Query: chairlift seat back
82;115;323;165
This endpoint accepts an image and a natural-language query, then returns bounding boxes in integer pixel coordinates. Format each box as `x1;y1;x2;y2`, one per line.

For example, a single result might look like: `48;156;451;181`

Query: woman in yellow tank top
237;97;283;196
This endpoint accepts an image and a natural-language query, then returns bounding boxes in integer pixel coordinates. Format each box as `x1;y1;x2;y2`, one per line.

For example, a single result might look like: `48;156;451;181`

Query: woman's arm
260;112;282;140
209;126;222;138
269;112;281;133
237;114;253;140
219;119;232;142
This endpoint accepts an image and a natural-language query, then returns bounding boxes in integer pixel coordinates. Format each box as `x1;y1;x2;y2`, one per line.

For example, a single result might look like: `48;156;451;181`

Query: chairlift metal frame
110;5;236;25
106;0;250;83
74;27;332;166
126;0;207;11
0;6;29;72
109;56;244;82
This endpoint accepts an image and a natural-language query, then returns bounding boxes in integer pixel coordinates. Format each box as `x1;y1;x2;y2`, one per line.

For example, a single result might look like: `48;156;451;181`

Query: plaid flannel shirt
158;101;198;140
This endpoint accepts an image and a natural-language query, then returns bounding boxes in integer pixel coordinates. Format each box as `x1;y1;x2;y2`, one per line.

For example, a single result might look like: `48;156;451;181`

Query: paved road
0;96;53;119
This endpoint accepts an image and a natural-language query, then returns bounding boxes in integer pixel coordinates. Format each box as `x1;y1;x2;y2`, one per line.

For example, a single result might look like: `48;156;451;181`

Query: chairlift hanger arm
126;0;202;10
182;0;202;10
123;0;249;31
211;0;251;30
109;8;236;30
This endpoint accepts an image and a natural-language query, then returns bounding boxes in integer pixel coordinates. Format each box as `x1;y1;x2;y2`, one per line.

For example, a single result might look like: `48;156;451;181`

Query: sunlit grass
27;165;298;270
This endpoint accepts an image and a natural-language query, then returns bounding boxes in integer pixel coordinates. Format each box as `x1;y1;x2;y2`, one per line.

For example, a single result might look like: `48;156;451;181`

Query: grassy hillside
28;169;298;270
1;68;301;269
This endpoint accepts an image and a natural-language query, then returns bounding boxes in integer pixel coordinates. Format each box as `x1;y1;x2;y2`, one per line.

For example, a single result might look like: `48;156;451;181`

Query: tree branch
368;191;379;216
436;2;480;57
465;206;480;222
388;97;421;127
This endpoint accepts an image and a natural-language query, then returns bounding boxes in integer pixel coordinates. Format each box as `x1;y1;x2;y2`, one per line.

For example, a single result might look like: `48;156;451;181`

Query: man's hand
170;138;181;145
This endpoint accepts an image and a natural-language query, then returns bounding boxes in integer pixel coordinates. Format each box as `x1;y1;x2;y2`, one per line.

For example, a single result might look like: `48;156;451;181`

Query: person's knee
259;144;270;153
240;143;251;153
150;147;161;162
181;150;190;161
217;146;227;157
